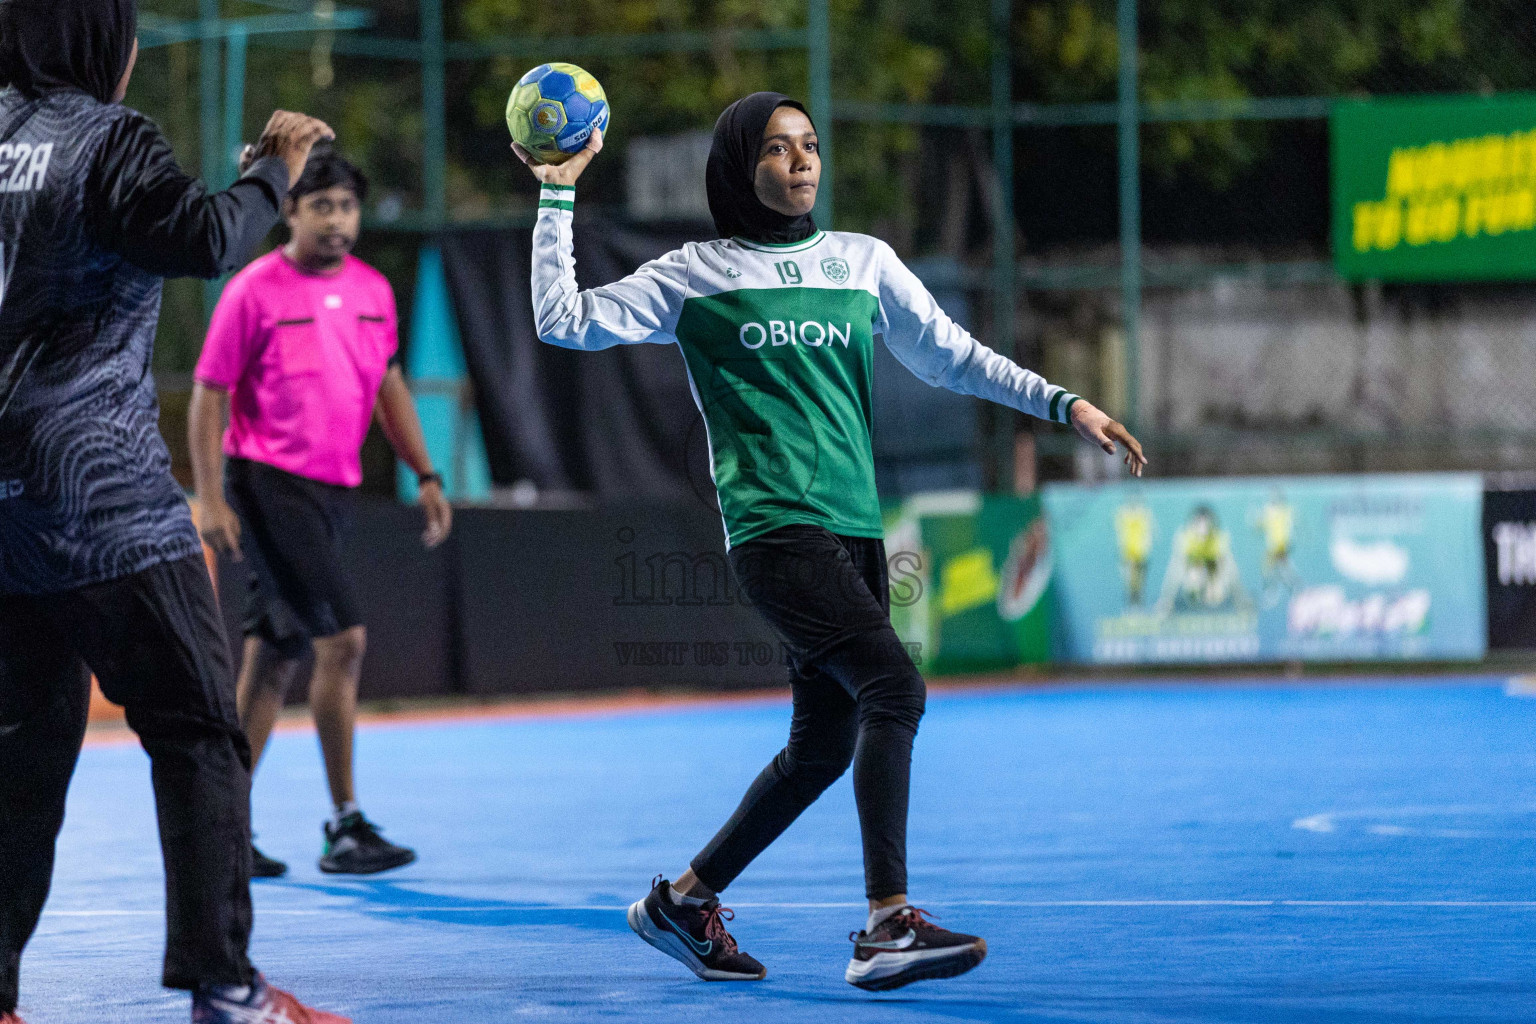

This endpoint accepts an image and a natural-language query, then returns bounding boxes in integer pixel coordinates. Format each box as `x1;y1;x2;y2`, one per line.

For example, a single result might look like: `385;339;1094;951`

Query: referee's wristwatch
417;471;444;489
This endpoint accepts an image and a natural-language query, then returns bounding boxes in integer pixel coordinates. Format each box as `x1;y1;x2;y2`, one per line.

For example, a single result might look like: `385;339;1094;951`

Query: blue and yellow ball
506;63;610;165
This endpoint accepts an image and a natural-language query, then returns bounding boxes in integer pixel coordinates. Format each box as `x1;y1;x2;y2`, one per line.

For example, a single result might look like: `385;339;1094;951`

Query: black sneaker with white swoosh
626;876;766;981
845;906;987;991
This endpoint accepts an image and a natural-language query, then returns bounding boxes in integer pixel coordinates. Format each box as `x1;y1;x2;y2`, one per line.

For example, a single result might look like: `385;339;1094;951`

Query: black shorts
225;457;360;658
727;524;893;668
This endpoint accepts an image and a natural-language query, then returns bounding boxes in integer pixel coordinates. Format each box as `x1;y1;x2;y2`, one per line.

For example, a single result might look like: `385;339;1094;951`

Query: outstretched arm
876;241;1146;476
187;382;242;560
88;111;333;280
189;278;262;560
1068;398;1146;476
374;366;452;548
515;131;688;350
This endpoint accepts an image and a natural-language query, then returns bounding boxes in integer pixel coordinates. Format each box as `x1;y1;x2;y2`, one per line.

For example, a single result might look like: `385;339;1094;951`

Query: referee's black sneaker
251;842;288;878
627;876;766;981
846;906;987;991
318;811;416;874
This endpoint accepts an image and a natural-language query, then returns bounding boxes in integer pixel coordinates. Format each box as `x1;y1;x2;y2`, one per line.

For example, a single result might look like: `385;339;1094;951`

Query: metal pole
1116;0;1142;434
991;0;1016;490
806;0;833;227
200;0;222;321
223;25;248;187
421;0;447;229
418;0;457;496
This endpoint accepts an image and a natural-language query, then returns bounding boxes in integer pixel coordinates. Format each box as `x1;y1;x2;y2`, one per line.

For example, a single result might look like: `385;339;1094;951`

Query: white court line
1293;804;1536;833
40;899;1536;917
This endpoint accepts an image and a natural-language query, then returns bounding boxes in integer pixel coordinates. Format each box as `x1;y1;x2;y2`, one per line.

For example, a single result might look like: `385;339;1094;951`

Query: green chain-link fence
133;0;1536;493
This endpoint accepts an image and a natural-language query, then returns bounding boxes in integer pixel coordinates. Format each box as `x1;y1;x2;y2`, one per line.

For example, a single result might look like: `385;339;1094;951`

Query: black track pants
0;555;255;1011
692;525;926;901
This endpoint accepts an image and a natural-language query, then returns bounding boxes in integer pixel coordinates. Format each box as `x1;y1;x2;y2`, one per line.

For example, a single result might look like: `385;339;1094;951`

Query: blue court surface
20;677;1536;1023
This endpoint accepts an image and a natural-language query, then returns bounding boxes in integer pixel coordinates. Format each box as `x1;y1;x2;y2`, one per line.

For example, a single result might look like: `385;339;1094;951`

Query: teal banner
884;493;1054;674
1042;474;1486;664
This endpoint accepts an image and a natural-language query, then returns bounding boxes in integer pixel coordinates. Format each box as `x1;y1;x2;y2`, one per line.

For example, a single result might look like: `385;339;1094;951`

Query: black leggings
0;556;255;1011
692;525;925;900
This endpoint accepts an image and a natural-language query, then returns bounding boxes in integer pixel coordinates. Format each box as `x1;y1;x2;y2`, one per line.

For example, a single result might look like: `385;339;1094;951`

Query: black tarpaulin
439;221;718;509
438;220;982;505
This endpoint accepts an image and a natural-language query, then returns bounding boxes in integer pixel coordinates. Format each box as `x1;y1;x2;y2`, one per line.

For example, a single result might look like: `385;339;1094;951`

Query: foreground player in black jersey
0;1;345;1020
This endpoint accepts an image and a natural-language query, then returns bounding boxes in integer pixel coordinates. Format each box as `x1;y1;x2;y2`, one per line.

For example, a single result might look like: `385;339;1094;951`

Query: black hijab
0;0;138;105
706;92;818;245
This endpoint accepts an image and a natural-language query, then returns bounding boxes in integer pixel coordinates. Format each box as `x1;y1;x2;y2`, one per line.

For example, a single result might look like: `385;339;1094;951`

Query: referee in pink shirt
189;149;452;878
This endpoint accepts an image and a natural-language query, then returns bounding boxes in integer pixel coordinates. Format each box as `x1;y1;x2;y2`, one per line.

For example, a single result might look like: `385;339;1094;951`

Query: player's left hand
1071;399;1148;478
420;480;453;548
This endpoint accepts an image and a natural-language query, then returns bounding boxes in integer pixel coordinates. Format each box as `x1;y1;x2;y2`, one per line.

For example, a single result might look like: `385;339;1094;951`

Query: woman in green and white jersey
514;91;1145;992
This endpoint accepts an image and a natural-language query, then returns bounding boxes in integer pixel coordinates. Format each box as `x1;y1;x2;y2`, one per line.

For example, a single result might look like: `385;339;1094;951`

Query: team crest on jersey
725;267;741;278
820;257;850;284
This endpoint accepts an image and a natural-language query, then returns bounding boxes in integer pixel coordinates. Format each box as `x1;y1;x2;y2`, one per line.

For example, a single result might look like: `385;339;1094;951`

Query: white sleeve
874;240;1080;424
530;184;688;350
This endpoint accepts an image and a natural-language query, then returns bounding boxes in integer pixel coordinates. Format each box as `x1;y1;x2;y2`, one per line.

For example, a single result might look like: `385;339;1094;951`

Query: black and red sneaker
845;906;987;991
627;876;766;981
192;973;350;1023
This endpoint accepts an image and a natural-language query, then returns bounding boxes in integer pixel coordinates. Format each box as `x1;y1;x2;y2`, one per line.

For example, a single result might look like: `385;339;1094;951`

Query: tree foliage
128;0;1536;369
132;0;1536;228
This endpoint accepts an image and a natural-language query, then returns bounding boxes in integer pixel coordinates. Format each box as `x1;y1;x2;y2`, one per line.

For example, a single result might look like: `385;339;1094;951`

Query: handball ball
507;63;610;165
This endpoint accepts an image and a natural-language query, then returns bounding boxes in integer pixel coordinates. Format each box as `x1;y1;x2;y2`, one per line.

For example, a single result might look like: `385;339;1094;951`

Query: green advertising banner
884;492;1054;674
1332;93;1536;281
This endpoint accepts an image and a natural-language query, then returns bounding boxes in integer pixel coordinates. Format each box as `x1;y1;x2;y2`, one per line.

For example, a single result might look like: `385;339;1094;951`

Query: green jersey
532;183;1080;547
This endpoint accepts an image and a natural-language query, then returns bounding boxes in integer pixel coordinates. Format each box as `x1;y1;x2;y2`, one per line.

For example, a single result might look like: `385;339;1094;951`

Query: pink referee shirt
195;250;399;488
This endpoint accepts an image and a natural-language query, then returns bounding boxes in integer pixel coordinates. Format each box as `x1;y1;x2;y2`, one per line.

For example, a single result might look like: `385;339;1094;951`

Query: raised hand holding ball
507;63;610;165
512;127;602;187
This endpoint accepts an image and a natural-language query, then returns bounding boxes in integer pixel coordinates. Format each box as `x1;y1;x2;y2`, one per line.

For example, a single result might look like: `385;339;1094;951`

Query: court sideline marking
40;899;1536;917
81;672;1509;748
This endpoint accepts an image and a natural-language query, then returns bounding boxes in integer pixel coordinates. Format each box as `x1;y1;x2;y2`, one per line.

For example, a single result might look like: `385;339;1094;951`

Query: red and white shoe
192;973;350;1024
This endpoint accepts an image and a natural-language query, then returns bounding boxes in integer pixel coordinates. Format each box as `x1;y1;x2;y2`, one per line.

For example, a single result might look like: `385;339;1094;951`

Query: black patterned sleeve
84;112;290;279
